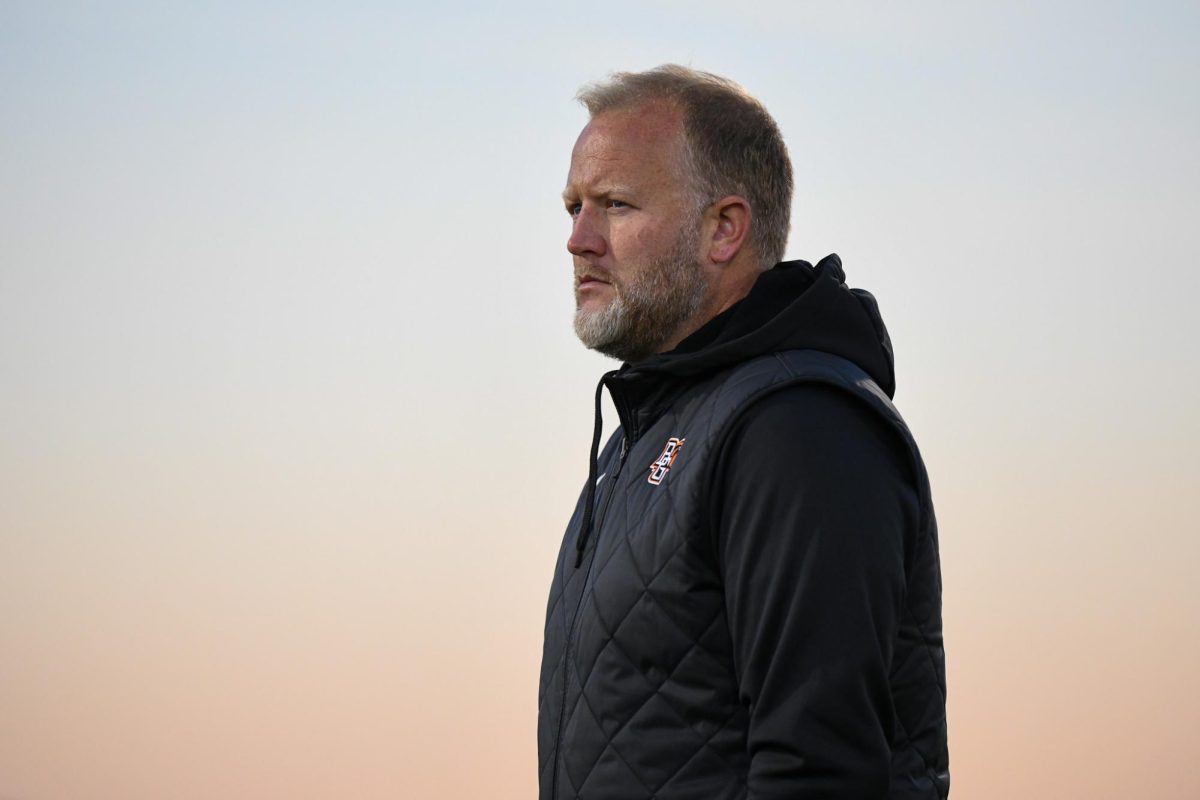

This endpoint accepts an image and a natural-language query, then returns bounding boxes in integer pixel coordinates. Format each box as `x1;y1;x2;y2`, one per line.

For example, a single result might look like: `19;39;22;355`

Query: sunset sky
3;2;1198;798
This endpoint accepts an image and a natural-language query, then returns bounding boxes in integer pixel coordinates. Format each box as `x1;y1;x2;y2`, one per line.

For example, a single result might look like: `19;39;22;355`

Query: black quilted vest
537;349;948;799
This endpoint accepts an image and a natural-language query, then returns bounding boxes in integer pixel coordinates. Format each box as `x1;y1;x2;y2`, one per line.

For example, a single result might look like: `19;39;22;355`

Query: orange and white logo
648;437;685;485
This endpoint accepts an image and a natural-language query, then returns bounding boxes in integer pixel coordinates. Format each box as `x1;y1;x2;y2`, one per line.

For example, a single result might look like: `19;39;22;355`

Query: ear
704;195;752;265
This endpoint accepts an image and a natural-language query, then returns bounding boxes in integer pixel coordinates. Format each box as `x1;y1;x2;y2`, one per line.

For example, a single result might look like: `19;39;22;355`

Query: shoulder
705;382;920;583
719;382;912;480
704;382;919;545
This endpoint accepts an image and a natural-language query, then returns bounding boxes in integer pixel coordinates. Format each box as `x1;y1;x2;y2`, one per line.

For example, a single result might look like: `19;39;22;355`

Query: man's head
563;65;793;362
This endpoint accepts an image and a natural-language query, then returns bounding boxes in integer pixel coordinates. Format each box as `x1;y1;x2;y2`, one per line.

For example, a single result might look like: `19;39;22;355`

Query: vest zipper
550;434;628;799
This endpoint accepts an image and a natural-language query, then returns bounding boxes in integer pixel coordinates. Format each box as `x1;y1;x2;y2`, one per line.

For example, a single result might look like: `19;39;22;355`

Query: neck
654;264;761;356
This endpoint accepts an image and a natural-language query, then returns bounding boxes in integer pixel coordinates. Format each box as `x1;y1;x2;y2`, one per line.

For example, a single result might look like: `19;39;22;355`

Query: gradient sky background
3;1;1198;798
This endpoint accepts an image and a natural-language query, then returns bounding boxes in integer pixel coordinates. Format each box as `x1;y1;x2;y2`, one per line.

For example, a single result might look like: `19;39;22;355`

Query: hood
628;253;896;396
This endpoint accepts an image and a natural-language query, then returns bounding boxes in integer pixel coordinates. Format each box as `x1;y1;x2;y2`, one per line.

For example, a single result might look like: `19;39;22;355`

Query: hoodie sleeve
711;384;916;799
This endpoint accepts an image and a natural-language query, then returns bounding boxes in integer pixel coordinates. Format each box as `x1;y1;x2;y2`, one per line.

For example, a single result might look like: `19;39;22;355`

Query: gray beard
573;224;708;363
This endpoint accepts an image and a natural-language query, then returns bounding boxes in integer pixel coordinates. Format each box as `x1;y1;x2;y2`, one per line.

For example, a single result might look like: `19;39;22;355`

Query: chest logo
648;437;686;485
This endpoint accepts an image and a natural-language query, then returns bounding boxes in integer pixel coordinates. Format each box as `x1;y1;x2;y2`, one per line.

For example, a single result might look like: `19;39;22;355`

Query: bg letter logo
648;437;685;486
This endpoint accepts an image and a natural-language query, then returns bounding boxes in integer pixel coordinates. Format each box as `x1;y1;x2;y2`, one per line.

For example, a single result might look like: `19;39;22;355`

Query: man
538;65;948;800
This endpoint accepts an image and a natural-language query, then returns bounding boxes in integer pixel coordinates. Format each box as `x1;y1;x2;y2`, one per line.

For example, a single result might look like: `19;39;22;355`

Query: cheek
611;220;672;262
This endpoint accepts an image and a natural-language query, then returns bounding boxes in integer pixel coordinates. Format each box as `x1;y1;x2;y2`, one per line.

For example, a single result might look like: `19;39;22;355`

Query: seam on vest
892;697;943;796
906;534;949;708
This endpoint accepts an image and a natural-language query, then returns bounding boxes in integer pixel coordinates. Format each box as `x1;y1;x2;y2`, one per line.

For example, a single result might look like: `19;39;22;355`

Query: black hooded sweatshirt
538;255;949;800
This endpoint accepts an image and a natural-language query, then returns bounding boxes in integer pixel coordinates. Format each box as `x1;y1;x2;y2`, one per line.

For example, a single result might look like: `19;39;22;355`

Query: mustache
574;263;614;285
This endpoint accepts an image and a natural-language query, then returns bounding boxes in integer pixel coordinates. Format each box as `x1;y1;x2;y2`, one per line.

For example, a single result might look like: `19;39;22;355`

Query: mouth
575;269;612;290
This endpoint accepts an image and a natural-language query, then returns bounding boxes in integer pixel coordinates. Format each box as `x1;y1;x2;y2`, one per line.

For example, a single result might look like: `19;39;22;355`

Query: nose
567;206;606;258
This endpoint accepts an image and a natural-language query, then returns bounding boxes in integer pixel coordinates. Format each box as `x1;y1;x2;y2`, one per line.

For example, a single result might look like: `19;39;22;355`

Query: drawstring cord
575;371;617;568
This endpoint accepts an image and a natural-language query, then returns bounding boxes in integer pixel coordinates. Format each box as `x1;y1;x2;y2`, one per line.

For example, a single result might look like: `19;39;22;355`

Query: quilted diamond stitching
571;535;744;788
650;700;747;796
574;682;656;795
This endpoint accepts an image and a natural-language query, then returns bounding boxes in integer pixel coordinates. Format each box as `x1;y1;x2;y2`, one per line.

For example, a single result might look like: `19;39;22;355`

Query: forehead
566;103;686;192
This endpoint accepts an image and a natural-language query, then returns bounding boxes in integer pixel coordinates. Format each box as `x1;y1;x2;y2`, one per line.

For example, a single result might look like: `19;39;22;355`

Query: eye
566;202;581;217
607;199;628;209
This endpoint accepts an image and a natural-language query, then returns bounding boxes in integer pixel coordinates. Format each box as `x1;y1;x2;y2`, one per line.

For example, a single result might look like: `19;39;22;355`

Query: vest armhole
700;375;922;579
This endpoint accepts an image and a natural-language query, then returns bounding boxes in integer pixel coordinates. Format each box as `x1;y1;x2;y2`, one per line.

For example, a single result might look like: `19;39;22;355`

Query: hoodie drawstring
575;371;615;568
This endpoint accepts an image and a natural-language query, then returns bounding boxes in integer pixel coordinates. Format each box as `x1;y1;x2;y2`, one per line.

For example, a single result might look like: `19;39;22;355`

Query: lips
576;273;611;290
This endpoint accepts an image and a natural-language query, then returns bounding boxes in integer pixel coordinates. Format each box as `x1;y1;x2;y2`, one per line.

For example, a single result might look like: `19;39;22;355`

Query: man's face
563;103;710;363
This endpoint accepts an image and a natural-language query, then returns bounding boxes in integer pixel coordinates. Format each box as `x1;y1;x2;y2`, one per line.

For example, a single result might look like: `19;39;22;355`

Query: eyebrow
561;185;637;203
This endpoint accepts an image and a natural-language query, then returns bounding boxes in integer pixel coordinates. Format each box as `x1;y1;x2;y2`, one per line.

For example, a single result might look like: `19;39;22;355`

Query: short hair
577;64;793;268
